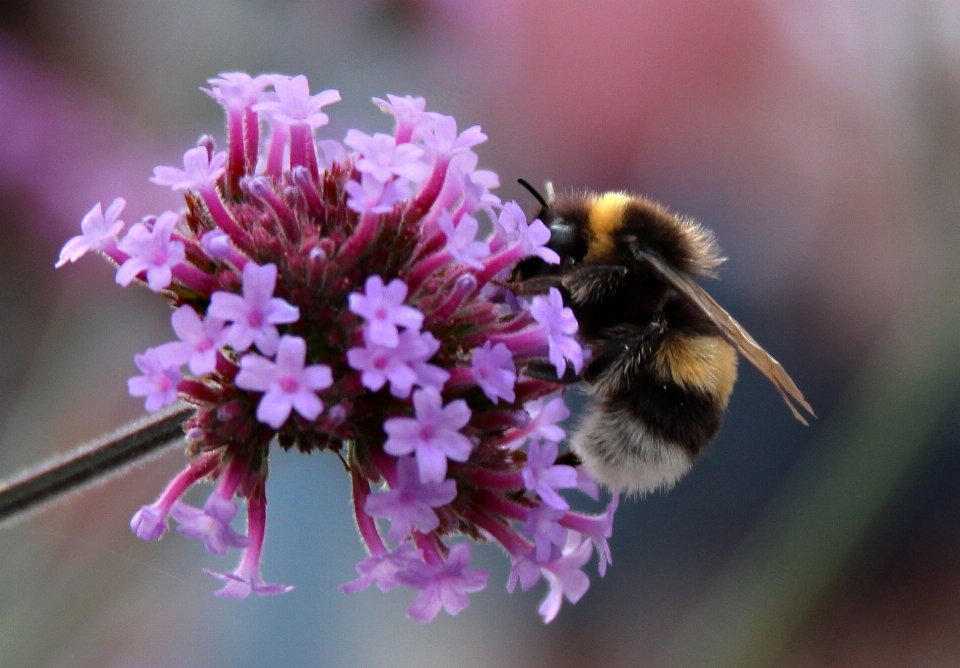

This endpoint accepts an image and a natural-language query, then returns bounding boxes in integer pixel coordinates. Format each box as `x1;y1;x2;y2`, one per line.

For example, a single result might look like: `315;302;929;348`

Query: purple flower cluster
57;72;618;622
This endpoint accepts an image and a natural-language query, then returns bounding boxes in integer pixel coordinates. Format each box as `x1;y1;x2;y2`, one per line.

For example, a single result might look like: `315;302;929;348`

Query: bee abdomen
571;386;725;495
572;335;737;495
570;406;696;495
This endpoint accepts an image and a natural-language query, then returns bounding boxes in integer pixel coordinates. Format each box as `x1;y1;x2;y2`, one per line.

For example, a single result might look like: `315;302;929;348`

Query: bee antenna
517;178;549;209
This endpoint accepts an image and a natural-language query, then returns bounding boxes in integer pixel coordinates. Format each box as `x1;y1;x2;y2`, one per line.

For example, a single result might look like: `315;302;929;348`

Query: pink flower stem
176;232;207;262
198;186;254;251
414;531;445;565
215;351;238;377
431;171;464;217
351;465;386;557
288;123;319;180
406;251;451;293
177;380;221;403
489;310;535;335
216;455;247;500
470;409;522;431
307;244;328;288
98;239;129;267
369;449;399;487
248;179;300;244
218;245;250;271
444;366;475;391
172;263;217;294
266;123;290;178
238;481;268;571
337;212;381;264
456;302;499;332
486;326;548;358
461;507;530;558
154;451;221;514
559;511;603;535
430;274;478;322
405;157;449;223
292;167;324;211
475;244;526;286
405;227;446;269
225;105;246;189
467;468;525;491
451;198;475;224
415;208;443;241
476;490;530;522
243;107;259;172
514;379;564;403
490;426;529;449
395;122;414;145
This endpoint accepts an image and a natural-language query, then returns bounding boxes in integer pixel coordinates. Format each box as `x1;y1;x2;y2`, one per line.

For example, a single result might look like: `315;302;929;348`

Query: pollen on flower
57;71;620;621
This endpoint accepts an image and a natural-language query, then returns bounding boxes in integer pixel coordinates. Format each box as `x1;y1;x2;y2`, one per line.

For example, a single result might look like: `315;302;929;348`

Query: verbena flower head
57;72;619;623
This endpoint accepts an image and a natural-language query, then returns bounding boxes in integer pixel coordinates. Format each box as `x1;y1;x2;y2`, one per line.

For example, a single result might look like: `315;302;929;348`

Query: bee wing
631;244;814;425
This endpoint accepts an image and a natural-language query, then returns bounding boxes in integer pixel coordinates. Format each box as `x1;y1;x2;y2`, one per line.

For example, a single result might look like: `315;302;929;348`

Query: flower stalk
0;402;194;527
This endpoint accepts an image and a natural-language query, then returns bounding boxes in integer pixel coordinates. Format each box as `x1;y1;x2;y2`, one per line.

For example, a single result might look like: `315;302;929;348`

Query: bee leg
511;266;628;300
525;359;582;384
555;450;583;467
560;265;630;305
581;323;663;384
581;342;625;384
510;275;566;296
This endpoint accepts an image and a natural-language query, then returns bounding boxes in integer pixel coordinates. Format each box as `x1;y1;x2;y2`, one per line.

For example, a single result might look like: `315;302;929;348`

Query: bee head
514;179;588;281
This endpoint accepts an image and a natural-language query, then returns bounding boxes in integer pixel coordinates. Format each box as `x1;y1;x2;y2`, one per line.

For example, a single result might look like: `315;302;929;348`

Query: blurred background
1;1;960;666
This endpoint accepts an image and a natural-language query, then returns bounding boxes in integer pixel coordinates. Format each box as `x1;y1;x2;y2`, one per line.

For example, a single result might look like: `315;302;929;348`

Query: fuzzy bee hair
515;186;812;495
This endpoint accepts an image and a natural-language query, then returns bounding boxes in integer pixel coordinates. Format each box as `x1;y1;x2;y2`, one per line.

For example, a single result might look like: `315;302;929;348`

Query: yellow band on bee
584;192;631;262
654;335;738;405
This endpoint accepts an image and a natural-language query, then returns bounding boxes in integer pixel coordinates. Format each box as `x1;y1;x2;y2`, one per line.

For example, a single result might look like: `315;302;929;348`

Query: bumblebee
514;181;814;495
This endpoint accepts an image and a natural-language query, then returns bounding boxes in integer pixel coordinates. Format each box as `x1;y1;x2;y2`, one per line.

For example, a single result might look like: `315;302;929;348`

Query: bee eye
548;219;586;262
